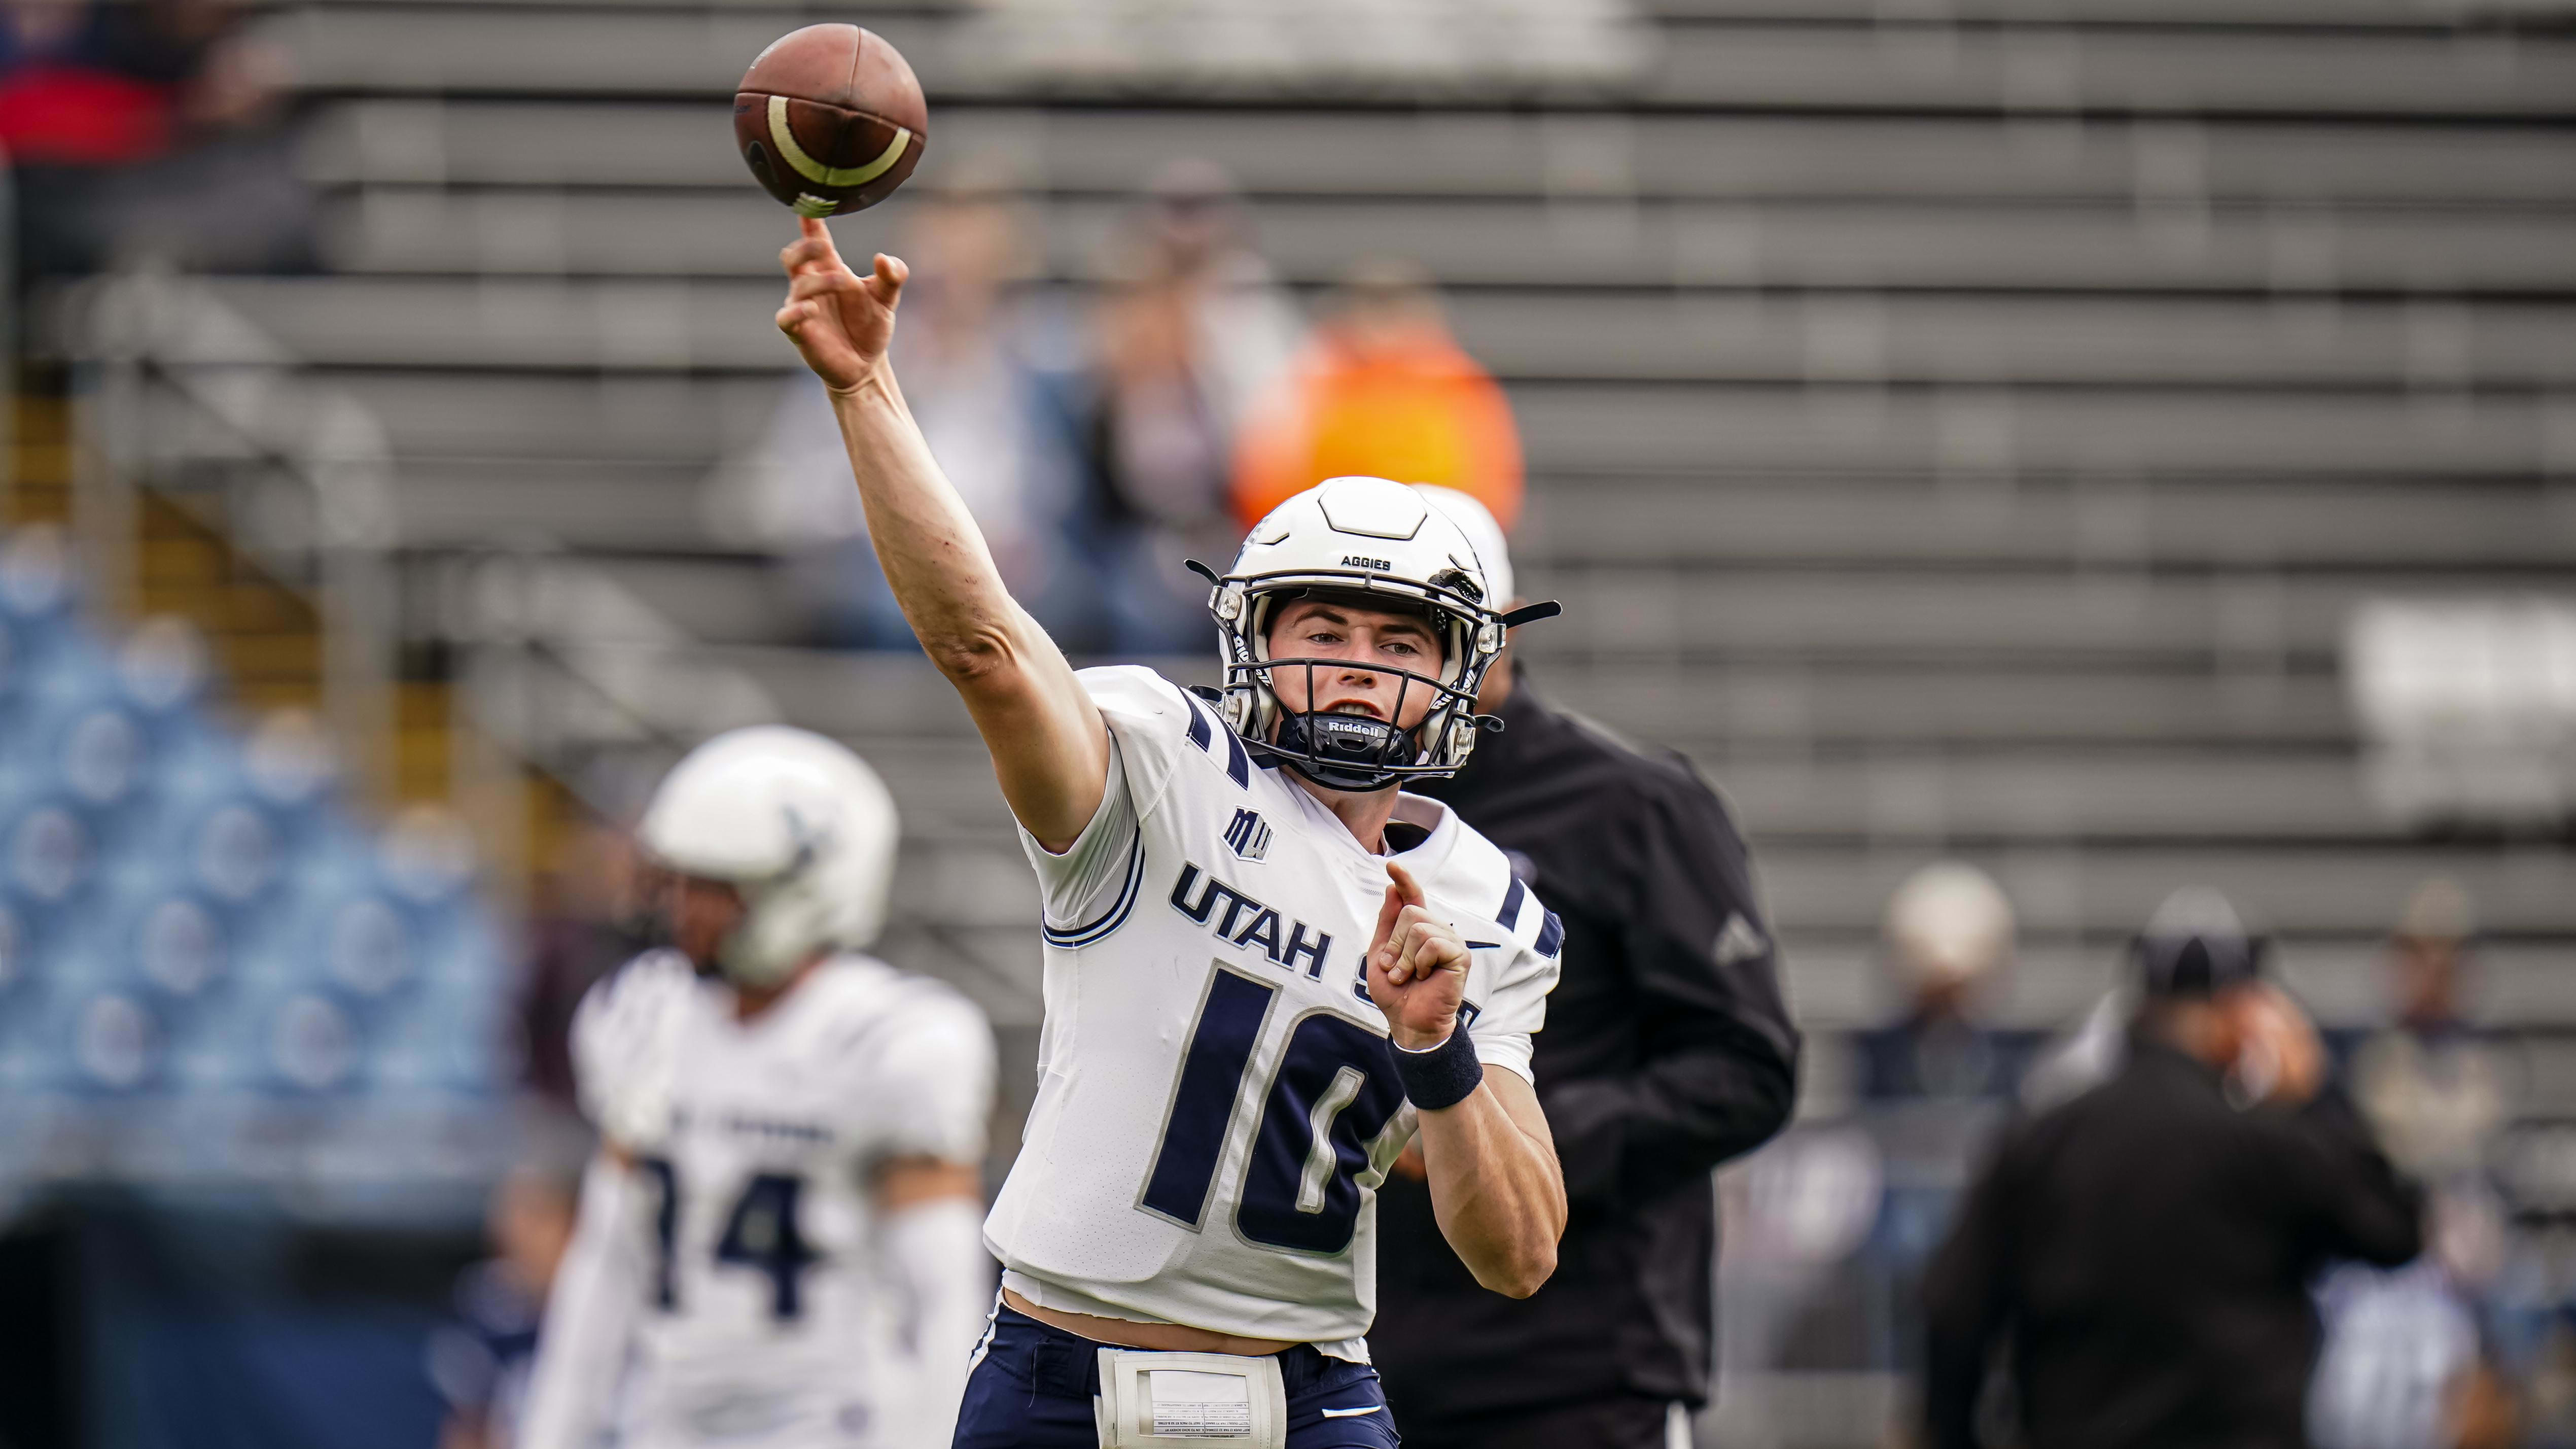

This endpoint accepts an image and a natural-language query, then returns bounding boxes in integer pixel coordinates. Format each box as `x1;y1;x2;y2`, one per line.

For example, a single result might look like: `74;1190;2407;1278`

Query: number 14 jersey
984;667;1563;1359
572;951;995;1446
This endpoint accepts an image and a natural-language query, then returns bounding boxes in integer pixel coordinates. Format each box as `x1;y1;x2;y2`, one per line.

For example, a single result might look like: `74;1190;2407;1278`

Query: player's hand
1367;860;1469;1052
775;217;904;394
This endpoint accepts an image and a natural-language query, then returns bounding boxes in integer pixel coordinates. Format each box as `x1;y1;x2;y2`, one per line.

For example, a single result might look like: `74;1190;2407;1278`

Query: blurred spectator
724;169;1090;650
2312;878;2523;1449
2350;878;2510;1184
1231;258;1521;534
1856;861;2033;1103
1924;888;2423;1449
430;1158;584;1449
517;816;647;1108
1072;160;1302;651
1770;862;2044;1380
3;0;310;280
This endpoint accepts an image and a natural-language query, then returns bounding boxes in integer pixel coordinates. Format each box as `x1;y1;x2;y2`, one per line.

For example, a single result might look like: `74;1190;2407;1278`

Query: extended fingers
1371;883;1406;958
780;219;847;279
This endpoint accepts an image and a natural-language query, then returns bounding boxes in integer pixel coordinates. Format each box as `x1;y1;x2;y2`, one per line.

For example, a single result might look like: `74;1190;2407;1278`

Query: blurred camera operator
1922;888;2423;1449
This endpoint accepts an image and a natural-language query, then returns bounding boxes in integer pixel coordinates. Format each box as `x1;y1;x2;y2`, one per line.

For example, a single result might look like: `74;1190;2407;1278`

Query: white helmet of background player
1195;475;1556;792
636;724;900;987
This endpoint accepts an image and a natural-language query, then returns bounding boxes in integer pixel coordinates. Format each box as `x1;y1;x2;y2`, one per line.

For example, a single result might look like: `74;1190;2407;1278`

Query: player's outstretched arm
518;1150;649;1446
1371;863;1567;1298
775;219;1107;850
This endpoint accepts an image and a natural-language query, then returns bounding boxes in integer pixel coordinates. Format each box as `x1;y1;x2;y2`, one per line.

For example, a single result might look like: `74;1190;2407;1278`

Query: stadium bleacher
12;0;2571;1442
0;527;509;1184
66;0;2576;1141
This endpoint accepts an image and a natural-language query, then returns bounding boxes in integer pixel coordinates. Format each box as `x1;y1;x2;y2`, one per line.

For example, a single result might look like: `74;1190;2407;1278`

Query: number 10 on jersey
1140;967;1409;1254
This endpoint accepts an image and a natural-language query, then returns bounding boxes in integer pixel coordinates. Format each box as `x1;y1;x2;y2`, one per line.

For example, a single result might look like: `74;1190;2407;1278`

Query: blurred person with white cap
1813;865;2042;1386
518;726;998;1449
1923;888;2421;1449
1856;862;2035;1103
1372;486;1800;1449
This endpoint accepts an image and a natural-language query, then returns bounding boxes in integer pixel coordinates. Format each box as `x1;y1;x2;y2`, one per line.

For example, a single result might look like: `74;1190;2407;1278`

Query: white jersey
984;666;1561;1357
570;950;995;1447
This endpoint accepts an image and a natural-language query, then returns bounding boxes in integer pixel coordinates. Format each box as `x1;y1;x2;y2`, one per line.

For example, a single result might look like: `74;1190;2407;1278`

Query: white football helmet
1196;475;1556;792
634;725;900;987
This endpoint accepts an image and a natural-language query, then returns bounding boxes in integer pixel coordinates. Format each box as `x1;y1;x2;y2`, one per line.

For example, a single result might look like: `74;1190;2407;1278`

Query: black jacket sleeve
2254;1087;2424;1270
1540;775;1801;1209
1921;1127;2027;1449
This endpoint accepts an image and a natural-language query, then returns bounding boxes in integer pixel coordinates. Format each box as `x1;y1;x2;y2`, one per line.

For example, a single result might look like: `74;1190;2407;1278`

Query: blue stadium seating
0;531;507;1138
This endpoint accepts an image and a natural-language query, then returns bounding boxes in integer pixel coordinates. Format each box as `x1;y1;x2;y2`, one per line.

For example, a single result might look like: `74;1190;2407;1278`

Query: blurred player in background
772;215;1568;1449
432;1160;582;1449
1373;490;1796;1449
1923;888;2423;1449
519;726;998;1449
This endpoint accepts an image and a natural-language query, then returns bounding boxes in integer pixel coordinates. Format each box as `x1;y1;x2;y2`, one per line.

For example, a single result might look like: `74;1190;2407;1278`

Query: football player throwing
519;727;998;1448
774;220;1569;1449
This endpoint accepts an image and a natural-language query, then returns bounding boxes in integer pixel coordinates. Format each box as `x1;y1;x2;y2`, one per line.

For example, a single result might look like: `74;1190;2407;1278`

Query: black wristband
1390;1026;1484;1111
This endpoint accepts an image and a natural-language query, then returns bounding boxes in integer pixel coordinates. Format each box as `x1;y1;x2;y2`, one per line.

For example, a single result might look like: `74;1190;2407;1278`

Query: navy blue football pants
953;1304;1401;1448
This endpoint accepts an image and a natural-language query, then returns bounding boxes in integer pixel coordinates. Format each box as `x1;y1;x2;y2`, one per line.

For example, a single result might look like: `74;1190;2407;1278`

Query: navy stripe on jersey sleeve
1042;825;1146;948
1498;876;1528;934
1535;909;1566;958
1177;689;1251;789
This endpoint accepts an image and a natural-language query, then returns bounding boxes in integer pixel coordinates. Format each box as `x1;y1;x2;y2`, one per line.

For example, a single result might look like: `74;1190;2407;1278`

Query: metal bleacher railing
67;268;400;800
58;268;796;890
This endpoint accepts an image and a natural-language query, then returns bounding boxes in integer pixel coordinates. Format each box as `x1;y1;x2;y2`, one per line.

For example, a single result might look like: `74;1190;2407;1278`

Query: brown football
732;24;927;218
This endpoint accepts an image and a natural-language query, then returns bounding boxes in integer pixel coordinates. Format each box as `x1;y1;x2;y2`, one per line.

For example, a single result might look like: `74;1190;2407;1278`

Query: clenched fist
1367;860;1470;1052
775;217;905;394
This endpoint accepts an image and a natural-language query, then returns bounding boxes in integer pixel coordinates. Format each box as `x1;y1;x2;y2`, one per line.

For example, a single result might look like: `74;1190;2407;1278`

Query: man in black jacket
1922;889;2424;1449
1373;492;1802;1449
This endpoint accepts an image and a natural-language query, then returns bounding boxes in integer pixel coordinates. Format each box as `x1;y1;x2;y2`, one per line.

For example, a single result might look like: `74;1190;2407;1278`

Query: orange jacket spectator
1230;270;1522;533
